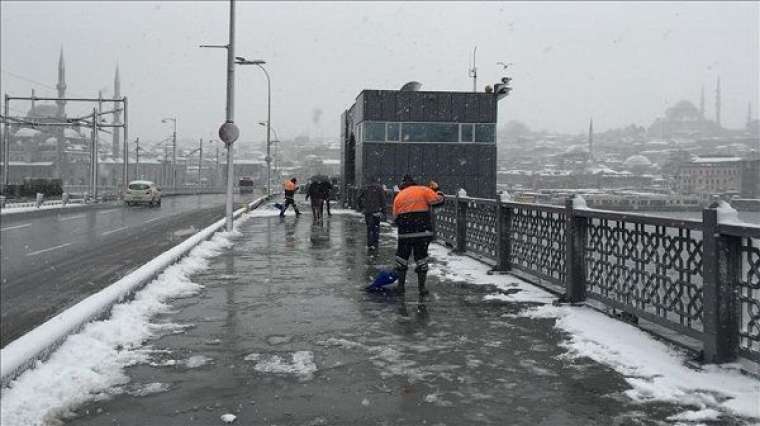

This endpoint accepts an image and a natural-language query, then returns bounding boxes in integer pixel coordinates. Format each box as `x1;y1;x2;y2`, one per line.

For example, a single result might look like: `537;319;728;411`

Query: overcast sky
1;1;758;145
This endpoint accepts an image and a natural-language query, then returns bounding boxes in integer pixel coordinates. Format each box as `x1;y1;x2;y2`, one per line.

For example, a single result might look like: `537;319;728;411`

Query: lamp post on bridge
235;57;272;196
161;117;177;189
200;0;238;231
258;121;281;191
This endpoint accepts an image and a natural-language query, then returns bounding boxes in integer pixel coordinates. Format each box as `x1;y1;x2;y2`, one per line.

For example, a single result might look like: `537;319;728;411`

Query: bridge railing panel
504;202;567;286
577;210;705;339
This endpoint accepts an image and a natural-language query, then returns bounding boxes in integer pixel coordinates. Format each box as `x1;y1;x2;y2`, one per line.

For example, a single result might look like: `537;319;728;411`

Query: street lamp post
235;57;271;196
161;117;177;189
259;121;280;191
201;0;237;231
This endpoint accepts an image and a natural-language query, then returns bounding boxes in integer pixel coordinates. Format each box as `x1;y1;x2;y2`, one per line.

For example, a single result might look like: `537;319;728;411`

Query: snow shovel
366;269;399;291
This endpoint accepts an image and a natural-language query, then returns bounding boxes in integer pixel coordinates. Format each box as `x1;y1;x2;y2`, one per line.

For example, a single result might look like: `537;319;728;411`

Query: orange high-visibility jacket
393;185;444;217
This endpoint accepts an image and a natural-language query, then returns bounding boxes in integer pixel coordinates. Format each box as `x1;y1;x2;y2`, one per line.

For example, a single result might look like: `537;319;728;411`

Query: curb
0;195;270;387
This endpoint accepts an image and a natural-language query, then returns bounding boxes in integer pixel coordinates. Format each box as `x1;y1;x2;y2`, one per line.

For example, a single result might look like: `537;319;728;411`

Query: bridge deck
4;206;756;425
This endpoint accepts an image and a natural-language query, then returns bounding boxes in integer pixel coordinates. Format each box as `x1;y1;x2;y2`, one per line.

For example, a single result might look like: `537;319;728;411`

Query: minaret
55;47;67;180
587;117;594;161
112;64;122;158
699;86;705;119
715;76;721;128
56;47;66;119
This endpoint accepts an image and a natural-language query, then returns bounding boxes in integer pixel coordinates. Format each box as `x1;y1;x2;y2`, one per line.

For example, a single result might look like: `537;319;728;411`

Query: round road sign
218;121;240;145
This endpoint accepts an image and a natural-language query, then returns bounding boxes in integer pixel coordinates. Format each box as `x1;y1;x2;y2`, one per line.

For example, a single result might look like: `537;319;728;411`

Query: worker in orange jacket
280;178;301;217
392;175;444;296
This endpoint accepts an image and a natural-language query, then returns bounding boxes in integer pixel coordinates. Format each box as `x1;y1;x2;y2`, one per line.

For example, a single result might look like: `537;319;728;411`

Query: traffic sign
218;121;240;145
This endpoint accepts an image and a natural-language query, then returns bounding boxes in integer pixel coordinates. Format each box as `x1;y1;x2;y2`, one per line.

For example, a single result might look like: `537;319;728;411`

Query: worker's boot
417;271;429;297
396;269;406;293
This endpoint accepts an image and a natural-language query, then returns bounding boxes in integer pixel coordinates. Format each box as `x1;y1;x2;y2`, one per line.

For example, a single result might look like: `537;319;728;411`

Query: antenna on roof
468;46;478;92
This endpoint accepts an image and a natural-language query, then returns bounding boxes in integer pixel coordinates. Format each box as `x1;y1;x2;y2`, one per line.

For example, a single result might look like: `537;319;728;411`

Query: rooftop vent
400;81;422;91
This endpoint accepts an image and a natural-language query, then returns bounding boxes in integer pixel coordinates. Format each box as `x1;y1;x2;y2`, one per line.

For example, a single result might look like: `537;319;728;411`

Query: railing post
564;196;587;303
495;200;512;271
455;191;468;253
701;207;739;363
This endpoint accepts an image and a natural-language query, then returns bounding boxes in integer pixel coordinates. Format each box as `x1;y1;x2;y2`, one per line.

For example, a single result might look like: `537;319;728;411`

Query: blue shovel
366;269;399;291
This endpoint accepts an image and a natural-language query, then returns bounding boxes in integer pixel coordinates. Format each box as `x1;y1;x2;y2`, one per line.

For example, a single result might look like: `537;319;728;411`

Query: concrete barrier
0;194;271;387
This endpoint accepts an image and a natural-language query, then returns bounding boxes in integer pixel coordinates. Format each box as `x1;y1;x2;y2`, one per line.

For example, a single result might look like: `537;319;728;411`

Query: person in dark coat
305;180;325;223
358;175;386;251
319;179;334;216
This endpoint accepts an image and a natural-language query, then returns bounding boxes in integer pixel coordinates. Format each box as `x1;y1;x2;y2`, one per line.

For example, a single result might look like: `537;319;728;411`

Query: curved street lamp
161;117;177;188
236;56;272;195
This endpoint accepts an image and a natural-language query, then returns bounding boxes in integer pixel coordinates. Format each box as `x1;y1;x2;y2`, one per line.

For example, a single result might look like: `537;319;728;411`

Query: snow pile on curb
0;202;88;216
428;243;760;421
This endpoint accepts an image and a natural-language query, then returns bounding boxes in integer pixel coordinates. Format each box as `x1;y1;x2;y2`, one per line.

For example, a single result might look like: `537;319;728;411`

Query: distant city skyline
1;1;758;143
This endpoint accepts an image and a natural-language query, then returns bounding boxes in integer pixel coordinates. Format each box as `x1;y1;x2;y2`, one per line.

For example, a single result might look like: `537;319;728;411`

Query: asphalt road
0;193;256;347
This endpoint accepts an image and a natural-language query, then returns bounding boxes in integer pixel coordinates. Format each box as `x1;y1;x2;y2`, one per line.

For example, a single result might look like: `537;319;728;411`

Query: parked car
239;177;254;194
125;180;161;207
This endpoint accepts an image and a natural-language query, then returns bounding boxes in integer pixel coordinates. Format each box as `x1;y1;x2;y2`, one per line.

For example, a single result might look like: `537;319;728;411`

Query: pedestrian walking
358;175;386;251
320;179;334;216
280;178;301;217
392;175;444;296
305;179;325;223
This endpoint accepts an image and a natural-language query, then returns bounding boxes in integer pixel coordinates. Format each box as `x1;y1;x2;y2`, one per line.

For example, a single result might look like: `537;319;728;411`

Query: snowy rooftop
691;156;744;163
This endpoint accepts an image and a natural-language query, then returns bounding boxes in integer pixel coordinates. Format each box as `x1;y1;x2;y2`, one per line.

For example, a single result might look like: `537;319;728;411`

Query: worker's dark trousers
394;236;431;273
280;197;300;216
365;213;381;248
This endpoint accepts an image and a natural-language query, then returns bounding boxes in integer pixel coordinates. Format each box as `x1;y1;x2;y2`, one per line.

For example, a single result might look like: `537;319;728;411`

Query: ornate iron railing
577;211;705;338
717;224;760;361
435;197;458;247
344;187;760;363
506;203;567;285
463;198;499;259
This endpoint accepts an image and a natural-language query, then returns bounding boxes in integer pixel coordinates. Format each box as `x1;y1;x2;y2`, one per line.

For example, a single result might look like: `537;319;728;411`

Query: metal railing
344;185;760;364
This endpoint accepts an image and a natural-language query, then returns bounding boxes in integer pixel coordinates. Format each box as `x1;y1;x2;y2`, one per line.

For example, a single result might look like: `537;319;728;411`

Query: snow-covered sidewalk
428;243;760;422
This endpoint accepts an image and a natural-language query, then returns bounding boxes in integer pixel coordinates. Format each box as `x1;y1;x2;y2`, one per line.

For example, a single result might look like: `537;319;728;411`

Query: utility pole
164;146;169;186
198;138;203;187
134;137;140;179
2;95;9;193
90;108;99;199
201;0;238;231
123;97;129;193
223;0;237;231
172;121;177;189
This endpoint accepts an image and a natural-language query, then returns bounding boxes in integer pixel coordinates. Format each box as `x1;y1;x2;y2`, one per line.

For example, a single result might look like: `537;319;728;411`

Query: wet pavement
65;210;745;425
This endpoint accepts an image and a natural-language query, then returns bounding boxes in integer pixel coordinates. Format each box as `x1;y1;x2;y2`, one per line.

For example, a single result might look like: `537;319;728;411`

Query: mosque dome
27;104;59;118
623;154;653;170
15;128;41;138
